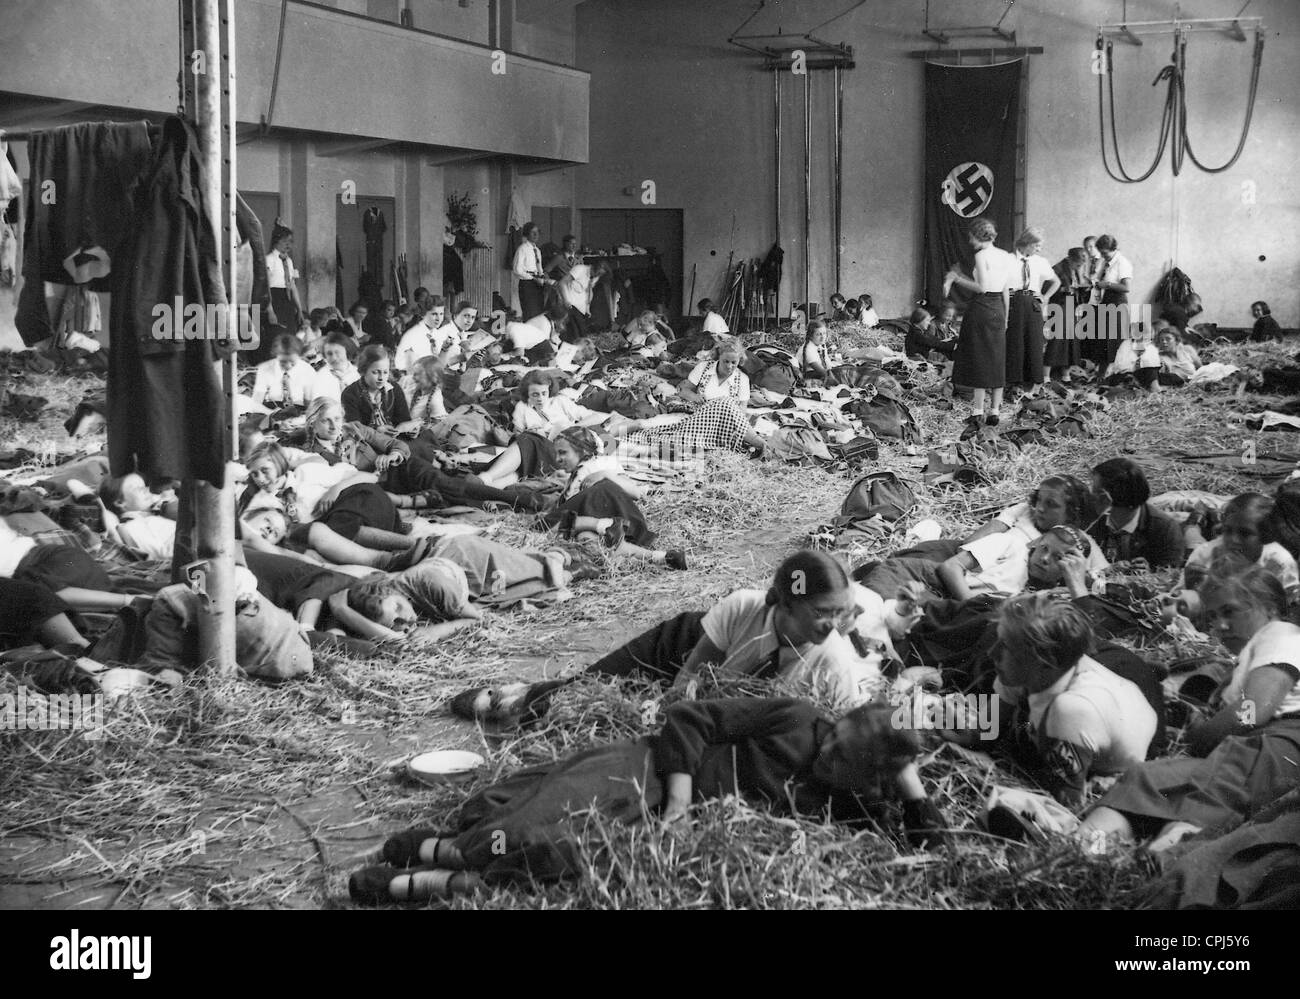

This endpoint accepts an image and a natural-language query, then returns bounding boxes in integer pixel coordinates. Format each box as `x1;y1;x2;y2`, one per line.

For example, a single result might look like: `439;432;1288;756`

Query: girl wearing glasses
450;550;883;727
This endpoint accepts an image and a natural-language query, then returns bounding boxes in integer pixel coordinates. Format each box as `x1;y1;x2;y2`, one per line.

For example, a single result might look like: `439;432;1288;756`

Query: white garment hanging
0;134;21;209
507;188;529;232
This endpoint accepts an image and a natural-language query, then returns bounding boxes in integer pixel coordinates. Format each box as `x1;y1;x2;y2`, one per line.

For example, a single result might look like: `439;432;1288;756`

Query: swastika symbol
941;161;994;218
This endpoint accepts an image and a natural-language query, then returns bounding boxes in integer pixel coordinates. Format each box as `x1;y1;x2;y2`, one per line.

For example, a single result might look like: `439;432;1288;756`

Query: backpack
849;395;919;442
835;471;917;525
766;425;832;465
746;351;799;395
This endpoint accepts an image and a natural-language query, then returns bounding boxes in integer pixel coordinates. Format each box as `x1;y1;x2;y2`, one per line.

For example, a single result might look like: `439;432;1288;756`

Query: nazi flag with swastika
923;59;1023;310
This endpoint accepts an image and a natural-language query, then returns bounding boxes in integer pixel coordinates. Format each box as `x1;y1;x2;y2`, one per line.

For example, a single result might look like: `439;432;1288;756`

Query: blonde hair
969;219;997;243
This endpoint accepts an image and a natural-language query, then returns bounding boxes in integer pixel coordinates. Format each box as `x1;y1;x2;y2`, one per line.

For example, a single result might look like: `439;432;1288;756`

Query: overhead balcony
0;0;588;164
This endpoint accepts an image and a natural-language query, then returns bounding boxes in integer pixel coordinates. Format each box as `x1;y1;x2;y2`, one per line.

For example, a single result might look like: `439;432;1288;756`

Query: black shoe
603;517;627;549
985;414;1000;428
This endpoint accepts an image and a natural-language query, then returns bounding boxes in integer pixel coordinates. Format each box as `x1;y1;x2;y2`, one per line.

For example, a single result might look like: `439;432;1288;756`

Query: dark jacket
1086;504;1185;569
341;380;412;430
652;697;883;820
904;323;957;360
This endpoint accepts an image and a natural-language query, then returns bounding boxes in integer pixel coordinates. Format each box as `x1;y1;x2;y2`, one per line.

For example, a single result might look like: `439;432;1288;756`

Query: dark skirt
453;738;662;883
0;577;74;641
1005;291;1045;386
518;280;546;322
544;479;657;548
14;543;112;593
317;483;402;540
258;288;301;363
513;431;558;479
950;292;1006;389
1095;718;1300;837
1043;288;1085;370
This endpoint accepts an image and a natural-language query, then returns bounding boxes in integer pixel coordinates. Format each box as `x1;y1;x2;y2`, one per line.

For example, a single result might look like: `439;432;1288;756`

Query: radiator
461;247;497;317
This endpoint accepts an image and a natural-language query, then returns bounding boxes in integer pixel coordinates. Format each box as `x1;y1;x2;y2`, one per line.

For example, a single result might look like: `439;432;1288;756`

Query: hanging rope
261;0;290;133
1183;31;1264;172
1097;28;1264;181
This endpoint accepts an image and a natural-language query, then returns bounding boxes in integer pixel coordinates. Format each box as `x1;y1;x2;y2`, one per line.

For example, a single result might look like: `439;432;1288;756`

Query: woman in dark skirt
349;696;944;902
1079;562;1300;853
946;218;1014;428
535;426;685;570
1044;247;1091;379
260;222;303;364
1004;227;1059;393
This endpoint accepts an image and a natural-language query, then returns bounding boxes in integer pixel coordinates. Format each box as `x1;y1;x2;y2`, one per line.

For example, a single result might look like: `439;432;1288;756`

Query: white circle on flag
941;162;995;218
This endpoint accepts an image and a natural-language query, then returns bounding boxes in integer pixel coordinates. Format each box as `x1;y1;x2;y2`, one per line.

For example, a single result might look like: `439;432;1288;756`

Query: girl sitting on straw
473;370;645;488
1079;560;1300;854
1182;492;1300;606
533;426;687;571
300;397;543;512
968;593;1161;810
349;696;945;903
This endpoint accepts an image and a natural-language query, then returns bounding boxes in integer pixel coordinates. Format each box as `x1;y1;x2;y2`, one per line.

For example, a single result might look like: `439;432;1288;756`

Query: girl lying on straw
350;696;945;904
450;551;884;728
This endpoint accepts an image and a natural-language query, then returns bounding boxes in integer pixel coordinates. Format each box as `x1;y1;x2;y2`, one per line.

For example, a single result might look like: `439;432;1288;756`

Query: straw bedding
1;332;1295;909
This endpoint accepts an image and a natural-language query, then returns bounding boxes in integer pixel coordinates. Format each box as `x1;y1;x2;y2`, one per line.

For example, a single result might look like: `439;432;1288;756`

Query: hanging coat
14;120;155;346
108;116;229;489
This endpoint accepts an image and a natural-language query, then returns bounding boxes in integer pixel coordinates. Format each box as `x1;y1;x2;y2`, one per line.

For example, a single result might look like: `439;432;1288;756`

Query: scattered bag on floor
836;471;917;525
848;395;919;442
766;424;832;464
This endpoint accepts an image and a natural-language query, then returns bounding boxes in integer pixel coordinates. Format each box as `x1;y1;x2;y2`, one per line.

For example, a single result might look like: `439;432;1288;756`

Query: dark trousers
1005;291;1046;386
585;611;707;683
383;456;542;510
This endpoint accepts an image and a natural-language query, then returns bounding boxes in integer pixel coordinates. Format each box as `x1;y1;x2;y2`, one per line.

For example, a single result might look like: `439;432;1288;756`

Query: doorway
579;208;683;317
337;194;396;310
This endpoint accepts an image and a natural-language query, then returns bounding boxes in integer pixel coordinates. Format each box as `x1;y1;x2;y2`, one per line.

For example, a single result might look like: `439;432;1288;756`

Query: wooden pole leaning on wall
772;66;781;322
191;0;238;675
802;68;811;319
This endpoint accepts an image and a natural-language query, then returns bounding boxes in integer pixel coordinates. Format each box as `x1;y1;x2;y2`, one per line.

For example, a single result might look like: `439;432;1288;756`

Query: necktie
754;632;784;680
1022;257;1031;291
280;253;290;285
281;369;292;404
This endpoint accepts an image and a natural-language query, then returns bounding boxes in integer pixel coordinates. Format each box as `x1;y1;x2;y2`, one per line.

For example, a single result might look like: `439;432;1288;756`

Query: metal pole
802;68;811;317
224;0;239;451
194;0;237;675
833;64;843;294
773;67;781;321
